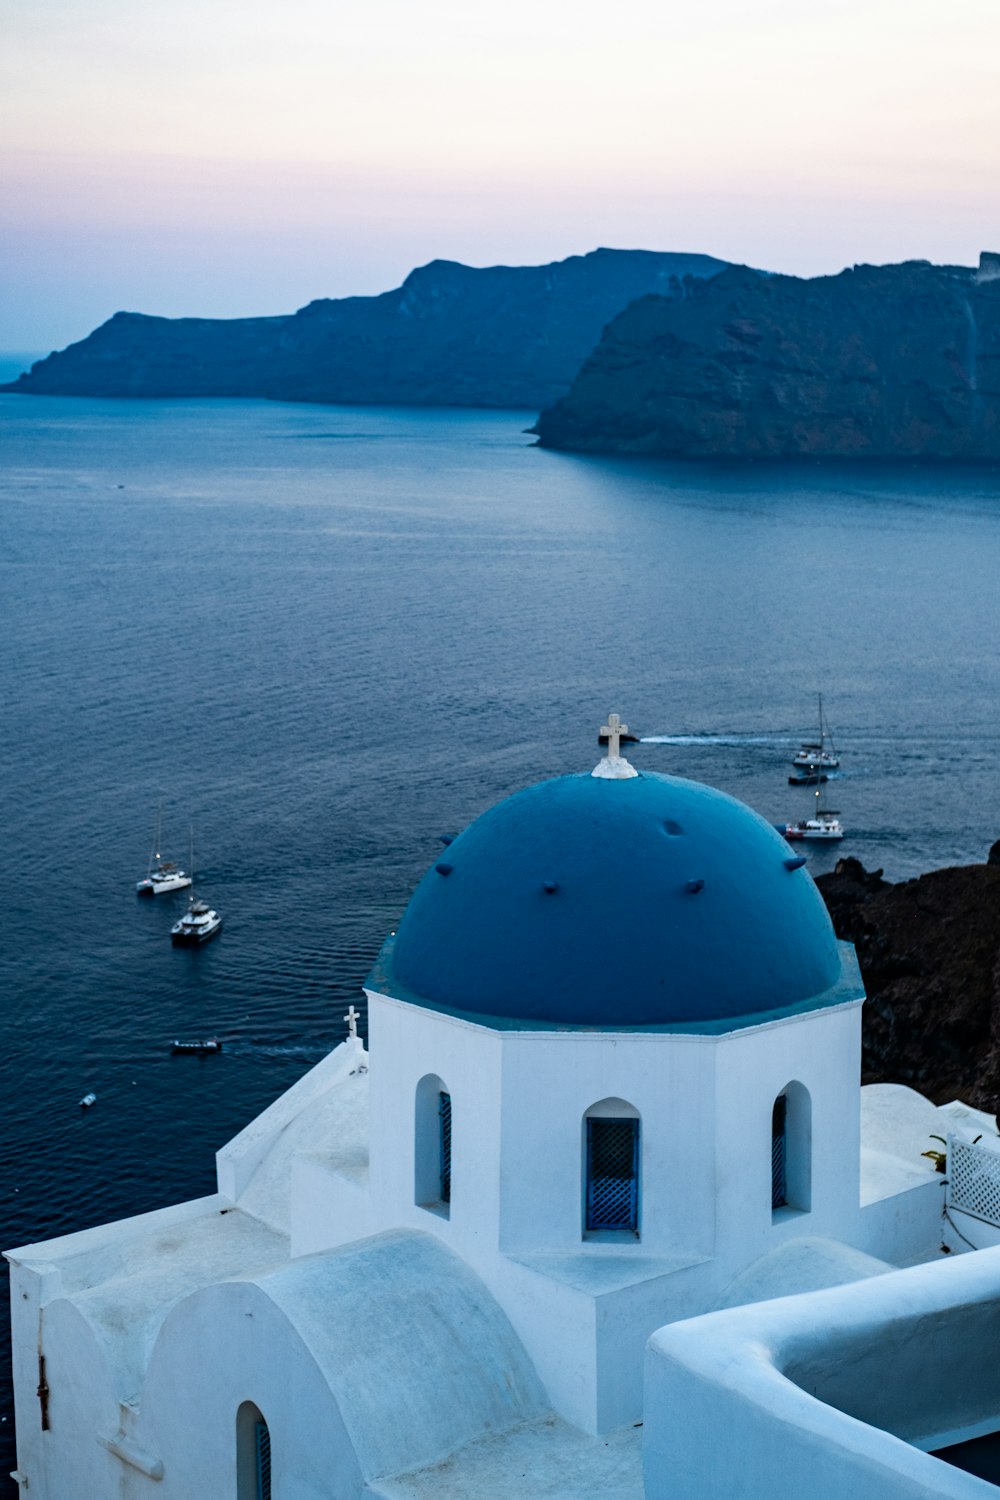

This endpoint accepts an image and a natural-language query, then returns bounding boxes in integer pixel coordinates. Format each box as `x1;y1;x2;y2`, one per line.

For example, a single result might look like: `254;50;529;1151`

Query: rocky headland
534;255;1000;460
816;848;1000;1109
1;249;727;409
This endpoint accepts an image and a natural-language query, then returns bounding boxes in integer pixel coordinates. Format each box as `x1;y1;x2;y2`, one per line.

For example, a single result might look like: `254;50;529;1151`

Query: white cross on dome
592;712;639;779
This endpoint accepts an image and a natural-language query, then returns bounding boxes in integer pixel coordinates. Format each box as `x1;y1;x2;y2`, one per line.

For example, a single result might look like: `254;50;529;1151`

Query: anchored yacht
170;899;222;946
783;810;844;841
791;692;840;771
783;786;844;842
136;806;192;895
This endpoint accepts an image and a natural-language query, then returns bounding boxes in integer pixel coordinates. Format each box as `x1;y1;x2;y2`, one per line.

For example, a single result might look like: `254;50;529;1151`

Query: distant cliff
2;249;728;409
817;852;1000;1109
534;257;1000;459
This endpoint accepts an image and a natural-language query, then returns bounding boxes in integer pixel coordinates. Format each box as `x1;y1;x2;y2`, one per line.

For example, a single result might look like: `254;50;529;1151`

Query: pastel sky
3;0;999;351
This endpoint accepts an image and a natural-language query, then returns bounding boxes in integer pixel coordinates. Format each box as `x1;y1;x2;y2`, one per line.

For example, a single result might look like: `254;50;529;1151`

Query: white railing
948;1135;1000;1228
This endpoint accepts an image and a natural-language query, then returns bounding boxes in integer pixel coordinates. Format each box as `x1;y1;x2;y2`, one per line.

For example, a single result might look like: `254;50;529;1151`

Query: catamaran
783;787;844;842
791;693;840;771
136;805;192;895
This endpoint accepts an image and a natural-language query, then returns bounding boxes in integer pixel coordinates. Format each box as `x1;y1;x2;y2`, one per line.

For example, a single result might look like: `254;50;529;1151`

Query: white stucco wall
366;993;504;1260
712;1001;864;1275
6;1195;288;1499
343;979;920;1433
9;1228;547;1500
218;1035;367;1217
644;1246;1000;1499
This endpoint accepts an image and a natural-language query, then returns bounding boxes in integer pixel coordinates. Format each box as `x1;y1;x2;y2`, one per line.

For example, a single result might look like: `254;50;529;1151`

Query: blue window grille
586;1117;639;1232
255;1418;271;1500
439;1091;452;1204
771;1094;787;1210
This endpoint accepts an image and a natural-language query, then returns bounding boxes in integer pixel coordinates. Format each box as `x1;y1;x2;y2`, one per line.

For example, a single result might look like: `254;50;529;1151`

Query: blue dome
384;771;843;1029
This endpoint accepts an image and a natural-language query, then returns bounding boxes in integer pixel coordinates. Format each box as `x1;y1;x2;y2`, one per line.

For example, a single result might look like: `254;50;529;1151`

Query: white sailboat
136;805;193;895
791;693;840;772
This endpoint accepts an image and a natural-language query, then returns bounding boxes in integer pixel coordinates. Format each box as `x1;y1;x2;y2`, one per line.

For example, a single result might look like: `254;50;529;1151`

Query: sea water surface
2;394;1000;1480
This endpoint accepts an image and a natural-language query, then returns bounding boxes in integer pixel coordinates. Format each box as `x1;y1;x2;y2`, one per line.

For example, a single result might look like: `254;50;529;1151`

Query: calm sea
2;391;1000;1480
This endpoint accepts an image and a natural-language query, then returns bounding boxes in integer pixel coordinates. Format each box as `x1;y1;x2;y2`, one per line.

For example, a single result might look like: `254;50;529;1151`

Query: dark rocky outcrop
534;255;1000;459
816;854;1000;1108
2;249;728;409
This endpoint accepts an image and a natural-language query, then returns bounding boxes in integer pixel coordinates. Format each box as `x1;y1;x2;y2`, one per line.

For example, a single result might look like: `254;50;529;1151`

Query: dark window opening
586;1117;639;1233
772;1094;788;1210
439;1090;452;1205
255;1417;271;1500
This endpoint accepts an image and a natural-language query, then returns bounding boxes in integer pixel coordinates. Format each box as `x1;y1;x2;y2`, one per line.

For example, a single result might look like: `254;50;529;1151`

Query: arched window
583;1098;640;1237
415;1073;452;1218
772;1081;811;1216
237;1402;271;1500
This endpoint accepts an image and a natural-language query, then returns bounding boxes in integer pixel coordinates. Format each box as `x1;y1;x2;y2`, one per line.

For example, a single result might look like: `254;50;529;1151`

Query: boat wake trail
223;1042;339;1061
640;735;797;747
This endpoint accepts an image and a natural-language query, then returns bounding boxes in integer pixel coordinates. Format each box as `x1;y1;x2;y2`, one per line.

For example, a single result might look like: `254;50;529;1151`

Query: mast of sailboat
147;801;163;878
814;782;840;821
819;693;838;757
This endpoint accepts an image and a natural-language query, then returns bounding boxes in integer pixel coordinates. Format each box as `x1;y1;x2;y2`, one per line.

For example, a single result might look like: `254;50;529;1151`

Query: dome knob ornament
593;712;639;779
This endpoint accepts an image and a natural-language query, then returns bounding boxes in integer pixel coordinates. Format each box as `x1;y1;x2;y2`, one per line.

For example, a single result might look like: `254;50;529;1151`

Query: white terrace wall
644;1246;1000;1500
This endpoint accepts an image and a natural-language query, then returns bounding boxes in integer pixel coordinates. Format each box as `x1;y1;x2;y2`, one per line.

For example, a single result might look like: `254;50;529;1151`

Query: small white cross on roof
345;1004;360;1039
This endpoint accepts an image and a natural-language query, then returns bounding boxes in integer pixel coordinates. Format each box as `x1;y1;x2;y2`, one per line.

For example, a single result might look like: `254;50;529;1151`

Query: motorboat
79;1092;97;1108
792;693;840;771
170;899;222;946
136;806;192;895
166;832;222;944
171;1038;222;1055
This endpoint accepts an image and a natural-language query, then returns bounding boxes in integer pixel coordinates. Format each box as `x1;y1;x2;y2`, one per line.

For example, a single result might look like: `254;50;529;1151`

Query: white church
10;719;1000;1498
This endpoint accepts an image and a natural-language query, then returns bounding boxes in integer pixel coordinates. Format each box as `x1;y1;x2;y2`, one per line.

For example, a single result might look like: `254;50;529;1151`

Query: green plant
922;1134;948;1173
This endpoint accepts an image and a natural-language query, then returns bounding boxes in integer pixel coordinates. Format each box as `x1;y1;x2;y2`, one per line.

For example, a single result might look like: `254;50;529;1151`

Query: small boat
79;1092;97;1108
788;770;828;786
170;899;222;946
783;788;844;841
136;805;192;896
137;860;191;896
792;693;840;771
783;812;844;842
171;1038;222;1055
169;834;222;945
